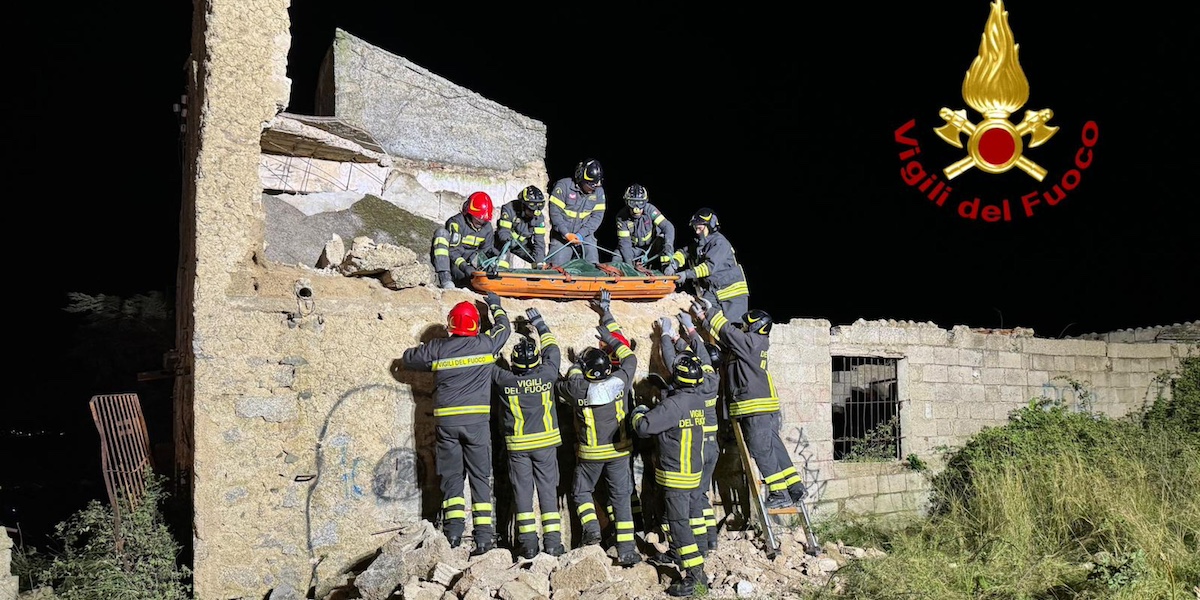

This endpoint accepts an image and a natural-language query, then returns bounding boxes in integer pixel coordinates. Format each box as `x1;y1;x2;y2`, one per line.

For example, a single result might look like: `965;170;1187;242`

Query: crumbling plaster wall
183;2;1197;598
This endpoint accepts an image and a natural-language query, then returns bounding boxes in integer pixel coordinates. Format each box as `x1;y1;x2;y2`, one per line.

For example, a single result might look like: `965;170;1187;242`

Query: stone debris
317;521;886;600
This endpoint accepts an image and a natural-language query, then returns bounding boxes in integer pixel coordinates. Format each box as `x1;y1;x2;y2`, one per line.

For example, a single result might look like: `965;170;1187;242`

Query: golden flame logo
935;0;1058;181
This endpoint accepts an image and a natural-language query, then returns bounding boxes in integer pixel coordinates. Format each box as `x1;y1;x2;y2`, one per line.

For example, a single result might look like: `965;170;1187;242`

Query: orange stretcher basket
470;258;678;300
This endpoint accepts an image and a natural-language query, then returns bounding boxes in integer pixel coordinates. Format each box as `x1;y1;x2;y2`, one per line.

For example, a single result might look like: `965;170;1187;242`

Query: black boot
446;534;462;549
666;566;708;597
517;543;539;560
544;541;565;557
789;483;808;505
470;539;494;557
617;548;642;567
437;271;455;289
649;547;679;566
765;491;792;509
580;526;602;546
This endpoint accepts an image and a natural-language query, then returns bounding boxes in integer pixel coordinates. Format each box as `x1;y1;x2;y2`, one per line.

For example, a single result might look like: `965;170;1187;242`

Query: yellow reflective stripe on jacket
578;440;632;461
534;225;547;234
679;428;693;474
541;390;555;431
434;404;492;417
716;280;750;300
616;230;631;238
431;354;495;371
549;197;597;220
508;394;524;434
653;214;665;225
695;264;711;278
729;398;780;417
583;407;597;447
656;469;702;489
506;429;562;452
462;234;487;246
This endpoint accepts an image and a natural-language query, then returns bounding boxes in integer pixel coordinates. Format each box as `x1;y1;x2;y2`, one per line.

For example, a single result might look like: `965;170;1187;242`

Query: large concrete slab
317;28;546;172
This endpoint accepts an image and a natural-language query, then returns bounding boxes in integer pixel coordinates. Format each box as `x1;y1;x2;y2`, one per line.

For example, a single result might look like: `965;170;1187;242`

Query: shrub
35;470;191;600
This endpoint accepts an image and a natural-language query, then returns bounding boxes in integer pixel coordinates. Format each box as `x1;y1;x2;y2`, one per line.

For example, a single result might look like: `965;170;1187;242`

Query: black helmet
671;351;705;388
574;158;604;189
518;185;546;212
743;309;772;335
510;336;540;373
623;184;649;209
690;207;720;232
581;347;613;381
704;343;723;369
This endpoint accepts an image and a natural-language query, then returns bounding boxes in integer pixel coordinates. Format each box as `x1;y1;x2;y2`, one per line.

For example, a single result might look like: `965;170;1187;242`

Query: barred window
831;356;900;461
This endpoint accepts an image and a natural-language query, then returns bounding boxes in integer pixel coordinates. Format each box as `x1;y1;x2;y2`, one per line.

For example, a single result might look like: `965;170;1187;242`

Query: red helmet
465;191;493;221
447;301;480;336
602;331;630;365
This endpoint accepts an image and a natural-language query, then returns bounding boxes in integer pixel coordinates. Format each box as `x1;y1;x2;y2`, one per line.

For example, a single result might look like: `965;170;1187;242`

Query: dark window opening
832;356;900;461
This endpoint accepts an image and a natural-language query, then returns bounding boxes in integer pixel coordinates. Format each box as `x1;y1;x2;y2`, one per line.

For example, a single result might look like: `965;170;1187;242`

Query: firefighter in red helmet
431;191;500;289
400;292;512;555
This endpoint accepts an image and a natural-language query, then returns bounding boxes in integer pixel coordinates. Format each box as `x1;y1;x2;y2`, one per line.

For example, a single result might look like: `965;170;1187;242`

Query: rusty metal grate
831;357;901;461
89;393;154;511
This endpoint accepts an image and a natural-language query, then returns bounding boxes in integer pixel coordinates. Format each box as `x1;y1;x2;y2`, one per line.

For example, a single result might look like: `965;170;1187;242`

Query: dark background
6;1;1196;550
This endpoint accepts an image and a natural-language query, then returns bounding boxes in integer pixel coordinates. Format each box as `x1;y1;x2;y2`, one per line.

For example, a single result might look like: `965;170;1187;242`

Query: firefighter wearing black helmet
690;301;808;510
658;310;723;553
668;207;750;323
631;351;710;596
554;290;641;567
491;308;565;558
614;183;676;270
547;158;606;267
495;185;549;269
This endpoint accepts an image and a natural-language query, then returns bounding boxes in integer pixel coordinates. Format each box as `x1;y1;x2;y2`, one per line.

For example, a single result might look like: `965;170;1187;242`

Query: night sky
7;0;1197;545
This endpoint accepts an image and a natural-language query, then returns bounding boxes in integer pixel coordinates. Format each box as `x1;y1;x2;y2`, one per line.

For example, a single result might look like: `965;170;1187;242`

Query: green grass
801;355;1200;600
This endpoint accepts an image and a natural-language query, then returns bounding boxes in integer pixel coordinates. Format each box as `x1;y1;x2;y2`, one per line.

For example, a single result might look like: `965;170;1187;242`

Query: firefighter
591;292;647;539
547;158;606;267
492;308;565;559
554;296;641;567
667;207;750;323
660;311;722;552
631;351;710;597
399;293;511;555
613;183;676;271
432;191;500;289
690;300;807;509
495;185;549;269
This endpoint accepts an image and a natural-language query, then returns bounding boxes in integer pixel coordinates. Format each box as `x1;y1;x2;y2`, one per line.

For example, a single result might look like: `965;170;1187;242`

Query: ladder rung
766;507;800;515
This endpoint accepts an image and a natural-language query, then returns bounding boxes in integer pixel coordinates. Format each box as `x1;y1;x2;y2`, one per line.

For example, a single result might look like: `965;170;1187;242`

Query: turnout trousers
509;446;562;553
739;412;804;497
572;457;637;555
697;433;720;549
663;487;707;571
436;421;494;545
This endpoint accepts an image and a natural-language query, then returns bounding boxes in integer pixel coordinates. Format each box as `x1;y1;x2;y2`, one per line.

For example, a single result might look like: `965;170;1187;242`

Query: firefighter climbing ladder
732;420;821;558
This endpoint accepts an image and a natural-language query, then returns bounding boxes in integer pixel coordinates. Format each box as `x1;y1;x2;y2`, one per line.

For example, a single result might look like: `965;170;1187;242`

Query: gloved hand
662;263;676;276
657;316;677;340
632;404;650;420
535;262;548;270
675;270;689;286
596;325;621;349
689;298;707;321
590;289;611;314
677;311;695;334
525;308;545;331
486;291;502;308
565;233;582;246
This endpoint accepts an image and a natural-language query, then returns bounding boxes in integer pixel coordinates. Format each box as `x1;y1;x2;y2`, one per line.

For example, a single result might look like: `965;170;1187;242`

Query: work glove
590;289;611;314
677;311;695;335
525;308;546;332
486;291;502;308
631;404;650;420
689;298;708;321
534;262;548;270
662;263;676;276
565;232;582;245
596;325;622;350
657;317;677;340
675;270;689;286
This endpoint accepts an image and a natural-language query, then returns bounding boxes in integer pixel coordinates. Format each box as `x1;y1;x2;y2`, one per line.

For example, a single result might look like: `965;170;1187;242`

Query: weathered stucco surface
181;2;1198;598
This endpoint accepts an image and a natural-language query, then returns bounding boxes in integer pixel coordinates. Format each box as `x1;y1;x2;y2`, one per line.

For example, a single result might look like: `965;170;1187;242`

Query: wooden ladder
732;419;821;557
